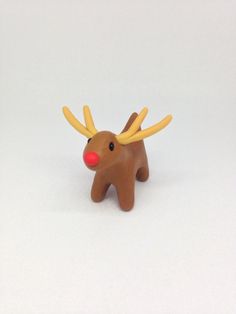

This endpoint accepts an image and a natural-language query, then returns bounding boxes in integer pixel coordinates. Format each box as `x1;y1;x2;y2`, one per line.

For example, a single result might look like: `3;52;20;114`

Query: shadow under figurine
62;105;172;211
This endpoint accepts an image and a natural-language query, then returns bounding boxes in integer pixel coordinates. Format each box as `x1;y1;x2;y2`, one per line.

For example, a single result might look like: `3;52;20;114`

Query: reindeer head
62;105;172;171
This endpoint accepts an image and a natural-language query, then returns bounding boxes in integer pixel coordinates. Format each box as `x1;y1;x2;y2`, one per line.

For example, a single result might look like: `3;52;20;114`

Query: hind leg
136;165;149;182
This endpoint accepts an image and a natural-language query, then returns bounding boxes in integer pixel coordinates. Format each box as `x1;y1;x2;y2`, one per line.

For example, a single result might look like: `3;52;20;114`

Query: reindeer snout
83;152;100;167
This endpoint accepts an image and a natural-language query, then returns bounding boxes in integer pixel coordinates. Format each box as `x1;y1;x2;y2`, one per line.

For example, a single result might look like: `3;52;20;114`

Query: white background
0;0;236;313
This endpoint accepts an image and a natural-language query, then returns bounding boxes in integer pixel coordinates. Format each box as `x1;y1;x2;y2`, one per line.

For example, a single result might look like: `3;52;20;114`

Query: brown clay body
62;105;172;211
83;113;149;211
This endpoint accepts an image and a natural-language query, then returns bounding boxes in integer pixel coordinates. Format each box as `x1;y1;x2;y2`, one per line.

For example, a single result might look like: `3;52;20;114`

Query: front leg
91;173;110;203
115;176;135;211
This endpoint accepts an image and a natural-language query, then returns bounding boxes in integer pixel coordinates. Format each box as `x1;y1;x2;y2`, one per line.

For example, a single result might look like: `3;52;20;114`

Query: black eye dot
109;142;115;151
87;138;92;143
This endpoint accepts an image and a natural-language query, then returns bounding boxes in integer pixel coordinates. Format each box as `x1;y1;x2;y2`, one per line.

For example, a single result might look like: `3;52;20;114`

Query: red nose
83;152;100;167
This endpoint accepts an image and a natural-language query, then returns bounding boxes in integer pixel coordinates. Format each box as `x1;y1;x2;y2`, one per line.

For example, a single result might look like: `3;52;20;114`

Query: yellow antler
62;105;172;143
116;107;148;144
83;105;98;135
116;109;172;144
62;106;96;138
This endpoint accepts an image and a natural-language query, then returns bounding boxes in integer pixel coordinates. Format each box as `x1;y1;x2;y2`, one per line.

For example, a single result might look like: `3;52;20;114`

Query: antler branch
116;107;148;143
116;109;172;144
83;105;98;135
62;106;95;138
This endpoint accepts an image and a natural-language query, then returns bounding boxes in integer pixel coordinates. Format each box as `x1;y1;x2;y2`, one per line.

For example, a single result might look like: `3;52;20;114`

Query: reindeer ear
120;113;138;134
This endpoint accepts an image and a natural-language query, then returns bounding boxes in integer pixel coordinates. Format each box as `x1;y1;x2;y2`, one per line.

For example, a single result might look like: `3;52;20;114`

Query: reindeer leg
136;165;149;182
91;173;110;203
115;176;135;211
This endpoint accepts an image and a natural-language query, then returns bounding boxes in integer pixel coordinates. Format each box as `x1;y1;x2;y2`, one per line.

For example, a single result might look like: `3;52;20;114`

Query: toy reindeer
62;105;172;211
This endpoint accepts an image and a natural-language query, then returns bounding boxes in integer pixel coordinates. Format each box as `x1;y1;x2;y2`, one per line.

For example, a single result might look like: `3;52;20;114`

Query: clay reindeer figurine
62;105;172;211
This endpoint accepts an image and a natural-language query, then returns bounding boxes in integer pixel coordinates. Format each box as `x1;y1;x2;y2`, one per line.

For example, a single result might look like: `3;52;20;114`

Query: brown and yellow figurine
62;105;172;211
